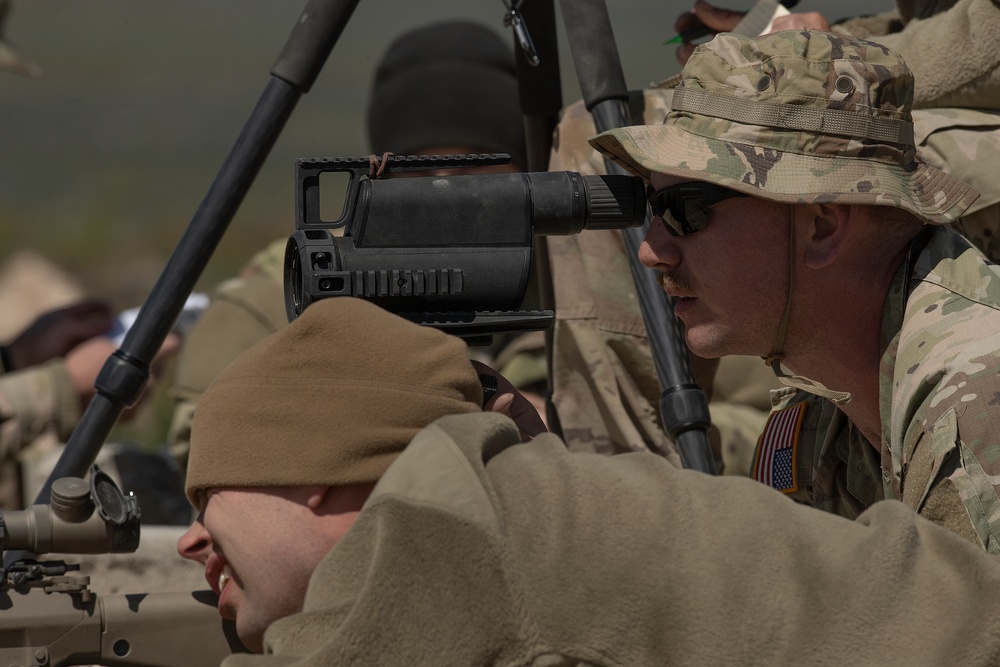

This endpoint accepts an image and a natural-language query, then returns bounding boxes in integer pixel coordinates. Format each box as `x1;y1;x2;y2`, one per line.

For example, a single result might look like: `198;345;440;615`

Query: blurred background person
0;297;180;509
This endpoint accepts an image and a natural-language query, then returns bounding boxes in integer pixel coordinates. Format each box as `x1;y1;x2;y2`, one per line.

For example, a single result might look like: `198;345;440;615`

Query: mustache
658;270;693;295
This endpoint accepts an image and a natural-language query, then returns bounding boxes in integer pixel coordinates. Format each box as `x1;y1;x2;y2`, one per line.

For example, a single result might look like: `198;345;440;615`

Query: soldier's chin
682;329;729;360
236;617;267;654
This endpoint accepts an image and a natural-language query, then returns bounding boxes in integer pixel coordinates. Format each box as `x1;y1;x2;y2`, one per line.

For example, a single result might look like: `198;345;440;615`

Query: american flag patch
751;402;806;493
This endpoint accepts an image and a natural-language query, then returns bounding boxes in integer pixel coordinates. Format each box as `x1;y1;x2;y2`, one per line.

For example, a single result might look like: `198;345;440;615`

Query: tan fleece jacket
222;412;1000;666
835;0;1000;108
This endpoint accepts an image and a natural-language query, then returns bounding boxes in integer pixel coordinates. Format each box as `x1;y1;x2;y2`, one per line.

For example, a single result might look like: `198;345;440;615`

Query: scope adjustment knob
50;476;94;523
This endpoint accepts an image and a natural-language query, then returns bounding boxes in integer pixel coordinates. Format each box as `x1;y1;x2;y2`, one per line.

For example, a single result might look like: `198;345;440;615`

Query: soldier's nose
177;516;212;563
639;220;681;270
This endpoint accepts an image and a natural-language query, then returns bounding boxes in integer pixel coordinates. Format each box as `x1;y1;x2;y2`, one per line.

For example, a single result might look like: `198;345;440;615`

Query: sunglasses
646;181;748;236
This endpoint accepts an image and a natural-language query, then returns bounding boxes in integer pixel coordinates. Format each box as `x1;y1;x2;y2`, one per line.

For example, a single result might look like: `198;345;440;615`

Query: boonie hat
590;30;979;224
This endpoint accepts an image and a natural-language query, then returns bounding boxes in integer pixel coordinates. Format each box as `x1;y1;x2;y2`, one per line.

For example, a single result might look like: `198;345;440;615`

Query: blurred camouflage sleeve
890;229;1000;552
168;239;288;464
0;359;79;461
546;91;682;462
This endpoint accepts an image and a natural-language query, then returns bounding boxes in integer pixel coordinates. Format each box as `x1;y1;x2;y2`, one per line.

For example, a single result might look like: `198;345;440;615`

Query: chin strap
763;205;852;406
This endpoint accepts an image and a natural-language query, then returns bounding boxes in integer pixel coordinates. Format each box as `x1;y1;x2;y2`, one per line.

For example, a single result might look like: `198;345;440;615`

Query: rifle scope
0;466;140;557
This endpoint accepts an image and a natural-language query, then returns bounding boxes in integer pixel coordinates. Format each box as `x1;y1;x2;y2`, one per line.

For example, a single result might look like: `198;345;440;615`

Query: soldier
548;0;1000;474
547;86;781;473
589;29;1000;549
0;300;115;462
0;299;180;508
177;296;1000;665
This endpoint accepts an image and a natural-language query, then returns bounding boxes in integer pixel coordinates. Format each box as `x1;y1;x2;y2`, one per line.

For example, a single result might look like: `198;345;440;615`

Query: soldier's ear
800;203;852;270
304;486;333;510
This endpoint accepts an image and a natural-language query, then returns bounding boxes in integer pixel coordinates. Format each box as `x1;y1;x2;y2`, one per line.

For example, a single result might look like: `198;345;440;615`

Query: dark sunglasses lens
647;183;745;236
679;198;709;234
647;187;700;236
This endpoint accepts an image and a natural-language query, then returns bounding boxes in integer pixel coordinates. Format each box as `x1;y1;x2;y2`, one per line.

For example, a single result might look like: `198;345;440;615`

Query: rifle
0;466;243;666
13;1;705;659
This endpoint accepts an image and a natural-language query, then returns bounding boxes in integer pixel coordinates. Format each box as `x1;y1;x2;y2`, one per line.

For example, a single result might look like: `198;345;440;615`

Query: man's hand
471;360;547;442
673;1;830;65
3;299;114;371
674;0;745;65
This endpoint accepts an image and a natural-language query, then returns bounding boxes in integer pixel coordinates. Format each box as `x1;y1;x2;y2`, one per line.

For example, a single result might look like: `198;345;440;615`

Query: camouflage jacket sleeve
834;0;1000;109
0;360;79;462
546;89;706;464
167;239;287;459
754;227;1000;552
884;226;1000;552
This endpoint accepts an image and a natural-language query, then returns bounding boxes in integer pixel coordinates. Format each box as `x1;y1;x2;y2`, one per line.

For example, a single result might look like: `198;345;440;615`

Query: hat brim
590;124;979;225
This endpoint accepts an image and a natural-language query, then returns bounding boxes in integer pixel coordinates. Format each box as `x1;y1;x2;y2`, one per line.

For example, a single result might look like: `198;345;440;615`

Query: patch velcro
752;402;806;493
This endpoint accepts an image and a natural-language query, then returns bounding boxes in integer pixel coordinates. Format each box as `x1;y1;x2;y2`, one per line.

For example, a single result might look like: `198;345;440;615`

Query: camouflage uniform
0;360;78;464
592;31;1000;548
0;361;78;509
821;0;1000;540
168;238;287;465
549;0;1000;473
766;225;1000;551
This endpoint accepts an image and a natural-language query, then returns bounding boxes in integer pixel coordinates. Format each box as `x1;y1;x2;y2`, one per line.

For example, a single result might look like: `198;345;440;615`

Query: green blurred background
1;0;690;307
0;0;881;446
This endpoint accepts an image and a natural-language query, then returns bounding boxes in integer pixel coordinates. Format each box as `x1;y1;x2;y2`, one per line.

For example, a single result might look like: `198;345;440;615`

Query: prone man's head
177;297;482;652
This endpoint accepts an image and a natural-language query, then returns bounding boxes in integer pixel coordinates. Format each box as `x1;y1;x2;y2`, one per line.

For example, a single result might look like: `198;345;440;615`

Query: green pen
664;24;713;45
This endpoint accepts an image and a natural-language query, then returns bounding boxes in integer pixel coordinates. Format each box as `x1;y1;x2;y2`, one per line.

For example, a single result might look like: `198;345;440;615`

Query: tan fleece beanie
185;297;482;506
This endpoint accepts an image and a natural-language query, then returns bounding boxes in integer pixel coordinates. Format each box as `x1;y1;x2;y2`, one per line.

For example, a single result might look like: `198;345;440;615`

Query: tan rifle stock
0;586;244;667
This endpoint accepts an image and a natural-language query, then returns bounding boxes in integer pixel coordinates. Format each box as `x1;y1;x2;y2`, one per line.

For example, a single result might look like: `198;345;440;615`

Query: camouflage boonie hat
590;31;979;224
